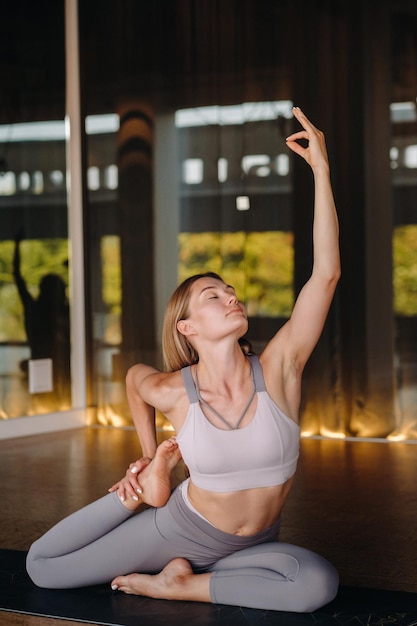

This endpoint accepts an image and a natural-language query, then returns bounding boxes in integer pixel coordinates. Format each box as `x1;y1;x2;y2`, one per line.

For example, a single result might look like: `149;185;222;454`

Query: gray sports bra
177;355;300;493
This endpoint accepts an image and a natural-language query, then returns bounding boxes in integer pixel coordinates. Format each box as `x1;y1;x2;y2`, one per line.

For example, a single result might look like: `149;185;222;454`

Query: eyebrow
198;283;234;296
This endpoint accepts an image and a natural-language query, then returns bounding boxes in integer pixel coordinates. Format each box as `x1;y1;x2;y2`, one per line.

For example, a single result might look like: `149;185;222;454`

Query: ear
177;319;196;337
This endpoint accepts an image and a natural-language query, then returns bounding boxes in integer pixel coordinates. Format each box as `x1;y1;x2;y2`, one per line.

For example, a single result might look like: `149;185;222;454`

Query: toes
111;575;128;590
111;574;142;596
111;576;121;589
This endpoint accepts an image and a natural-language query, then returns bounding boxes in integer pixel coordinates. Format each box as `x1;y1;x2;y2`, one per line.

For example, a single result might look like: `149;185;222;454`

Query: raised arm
262;108;340;398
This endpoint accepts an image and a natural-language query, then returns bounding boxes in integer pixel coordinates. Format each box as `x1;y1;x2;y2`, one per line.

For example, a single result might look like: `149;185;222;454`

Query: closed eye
199;283;237;300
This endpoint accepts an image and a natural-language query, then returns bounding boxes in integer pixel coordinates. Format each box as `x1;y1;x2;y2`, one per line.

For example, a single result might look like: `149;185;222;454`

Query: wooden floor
1;426;417;625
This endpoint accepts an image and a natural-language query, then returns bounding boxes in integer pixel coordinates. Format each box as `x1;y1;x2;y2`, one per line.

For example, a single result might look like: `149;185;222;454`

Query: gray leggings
26;485;338;612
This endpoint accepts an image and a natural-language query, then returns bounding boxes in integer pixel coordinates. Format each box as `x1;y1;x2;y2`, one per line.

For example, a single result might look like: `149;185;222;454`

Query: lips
227;307;246;317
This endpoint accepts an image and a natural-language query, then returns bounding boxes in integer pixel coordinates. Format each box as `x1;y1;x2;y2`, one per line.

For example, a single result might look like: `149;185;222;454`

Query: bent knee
298;558;339;612
26;558;48;588
26;548;57;589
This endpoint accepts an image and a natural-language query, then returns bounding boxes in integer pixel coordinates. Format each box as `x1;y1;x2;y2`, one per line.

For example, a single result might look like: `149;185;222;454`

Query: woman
27;107;340;612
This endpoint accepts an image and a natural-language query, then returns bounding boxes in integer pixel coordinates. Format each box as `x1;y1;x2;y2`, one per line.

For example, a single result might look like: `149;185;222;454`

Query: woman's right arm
108;364;161;500
126;363;161;459
109;364;185;501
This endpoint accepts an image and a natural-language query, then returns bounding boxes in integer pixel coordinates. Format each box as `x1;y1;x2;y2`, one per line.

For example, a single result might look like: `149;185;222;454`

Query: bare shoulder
137;368;188;418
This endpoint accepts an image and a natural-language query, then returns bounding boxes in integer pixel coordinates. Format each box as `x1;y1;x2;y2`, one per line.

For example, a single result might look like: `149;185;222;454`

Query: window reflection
391;100;417;439
176;101;294;322
0;119;70;417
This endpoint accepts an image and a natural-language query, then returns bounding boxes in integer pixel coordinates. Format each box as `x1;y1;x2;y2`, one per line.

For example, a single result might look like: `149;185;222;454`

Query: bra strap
181;366;199;403
249;354;266;392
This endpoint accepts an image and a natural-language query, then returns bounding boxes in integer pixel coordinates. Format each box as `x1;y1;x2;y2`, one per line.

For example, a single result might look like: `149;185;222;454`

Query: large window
391;101;417;438
176;102;295;337
0;120;71;417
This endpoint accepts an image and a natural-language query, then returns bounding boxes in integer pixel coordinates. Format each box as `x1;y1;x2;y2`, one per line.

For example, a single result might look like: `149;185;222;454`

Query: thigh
28;506;175;589
209;541;301;578
208;542;339;612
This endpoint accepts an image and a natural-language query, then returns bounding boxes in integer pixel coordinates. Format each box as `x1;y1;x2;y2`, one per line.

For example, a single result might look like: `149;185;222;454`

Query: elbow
334;255;342;281
327;270;341;298
125;364;136;387
314;248;341;287
125;363;143;388
125;363;152;401
316;264;341;292
324;256;341;287
331;264;341;286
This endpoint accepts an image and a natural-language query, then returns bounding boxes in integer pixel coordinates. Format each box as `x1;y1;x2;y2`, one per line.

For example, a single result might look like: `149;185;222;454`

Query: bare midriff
187;476;295;536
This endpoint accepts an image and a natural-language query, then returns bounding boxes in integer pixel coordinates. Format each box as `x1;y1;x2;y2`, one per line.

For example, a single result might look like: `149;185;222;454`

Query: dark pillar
356;1;395;436
117;101;156;373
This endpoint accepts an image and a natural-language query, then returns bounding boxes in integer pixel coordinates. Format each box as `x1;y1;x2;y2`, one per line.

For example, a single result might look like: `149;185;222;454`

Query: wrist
142;451;156;461
312;162;330;178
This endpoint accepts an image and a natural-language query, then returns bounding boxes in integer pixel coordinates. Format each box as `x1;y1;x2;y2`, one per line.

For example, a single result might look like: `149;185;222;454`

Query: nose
228;293;239;305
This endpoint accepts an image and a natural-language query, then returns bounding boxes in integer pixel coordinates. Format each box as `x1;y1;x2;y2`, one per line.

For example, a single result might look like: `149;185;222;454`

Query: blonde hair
162;272;223;371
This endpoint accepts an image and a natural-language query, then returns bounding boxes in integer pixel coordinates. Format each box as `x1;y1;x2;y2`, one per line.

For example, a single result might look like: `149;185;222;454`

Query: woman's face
180;276;248;342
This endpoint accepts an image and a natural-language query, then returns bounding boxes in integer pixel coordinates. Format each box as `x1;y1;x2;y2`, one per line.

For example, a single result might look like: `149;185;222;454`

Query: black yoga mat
1;549;417;626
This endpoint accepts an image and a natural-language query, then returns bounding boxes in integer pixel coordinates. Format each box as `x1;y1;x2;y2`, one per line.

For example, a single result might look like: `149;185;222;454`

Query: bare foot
122;438;182;510
111;558;210;602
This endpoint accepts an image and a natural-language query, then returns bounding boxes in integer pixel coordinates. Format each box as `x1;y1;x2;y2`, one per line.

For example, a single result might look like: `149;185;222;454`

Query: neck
195;343;249;387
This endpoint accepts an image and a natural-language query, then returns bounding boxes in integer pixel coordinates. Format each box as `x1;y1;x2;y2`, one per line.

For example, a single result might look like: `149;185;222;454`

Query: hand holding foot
108;456;152;502
116;437;182;511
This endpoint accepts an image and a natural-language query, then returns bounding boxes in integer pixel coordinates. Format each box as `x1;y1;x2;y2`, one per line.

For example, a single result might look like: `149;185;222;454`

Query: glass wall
78;0;417;440
79;0;296;430
176;101;294;326
2;0;417;441
0;1;72;421
391;2;417;439
83;114;125;426
76;0;417;439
